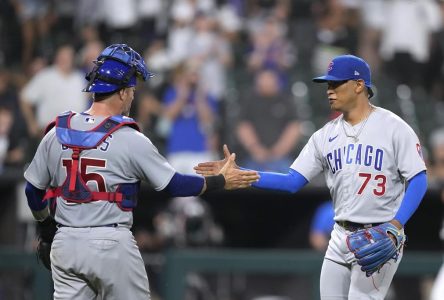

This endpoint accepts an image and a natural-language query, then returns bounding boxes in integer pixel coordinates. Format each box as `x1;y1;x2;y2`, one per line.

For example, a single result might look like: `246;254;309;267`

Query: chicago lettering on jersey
325;143;384;174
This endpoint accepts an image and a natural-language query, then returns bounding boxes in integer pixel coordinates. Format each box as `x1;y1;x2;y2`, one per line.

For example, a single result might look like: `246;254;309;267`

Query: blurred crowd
1;0;444;177
1;0;444;240
1;0;444;299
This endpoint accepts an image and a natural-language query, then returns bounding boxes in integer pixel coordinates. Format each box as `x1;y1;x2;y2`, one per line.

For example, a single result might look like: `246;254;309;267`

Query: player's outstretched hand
219;153;259;190
194;144;234;176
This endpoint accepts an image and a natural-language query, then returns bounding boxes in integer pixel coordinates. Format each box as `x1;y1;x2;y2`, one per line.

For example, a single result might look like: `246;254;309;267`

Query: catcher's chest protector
43;111;140;211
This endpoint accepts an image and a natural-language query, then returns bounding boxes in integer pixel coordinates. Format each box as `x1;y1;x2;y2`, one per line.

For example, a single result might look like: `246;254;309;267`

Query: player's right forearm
252;169;308;193
25;181;49;221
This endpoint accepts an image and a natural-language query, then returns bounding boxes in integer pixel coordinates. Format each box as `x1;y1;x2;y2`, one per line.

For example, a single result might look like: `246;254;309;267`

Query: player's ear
118;88;126;100
354;79;365;94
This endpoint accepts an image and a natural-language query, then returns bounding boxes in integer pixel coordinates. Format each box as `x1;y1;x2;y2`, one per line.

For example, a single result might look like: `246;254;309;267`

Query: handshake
195;145;260;190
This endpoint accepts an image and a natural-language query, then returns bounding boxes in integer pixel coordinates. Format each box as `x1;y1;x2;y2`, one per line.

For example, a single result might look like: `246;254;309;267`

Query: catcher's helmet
83;44;154;93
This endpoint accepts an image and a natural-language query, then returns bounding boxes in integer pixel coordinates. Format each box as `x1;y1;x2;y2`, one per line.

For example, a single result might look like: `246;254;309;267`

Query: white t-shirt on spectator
21;66;88;128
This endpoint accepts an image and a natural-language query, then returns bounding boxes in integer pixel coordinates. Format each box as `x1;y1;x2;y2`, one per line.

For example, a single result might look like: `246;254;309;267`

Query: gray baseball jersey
291;106;426;223
24;113;176;227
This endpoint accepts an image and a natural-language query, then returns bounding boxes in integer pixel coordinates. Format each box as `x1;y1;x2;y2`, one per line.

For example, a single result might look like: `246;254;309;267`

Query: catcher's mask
83;43;154;93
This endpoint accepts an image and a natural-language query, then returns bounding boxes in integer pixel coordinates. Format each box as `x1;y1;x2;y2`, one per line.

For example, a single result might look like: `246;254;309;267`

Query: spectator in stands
135;0;164;48
12;0;51;68
216;4;243;62
159;62;219;174
77;39;104;75
19;44;88;140
235;69;301;172
0;70;27;167
309;200;334;252
167;0;195;68
0;105;14;172
427;0;444;102
74;0;102;30
188;11;233;101
100;0;138;45
311;0;359;75
246;15;295;88
135;88;164;153
144;38;172;96
0;1;22;67
369;0;442;88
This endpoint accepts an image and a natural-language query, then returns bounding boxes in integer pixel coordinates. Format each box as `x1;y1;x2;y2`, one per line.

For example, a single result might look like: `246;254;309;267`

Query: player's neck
85;101;120;117
343;102;374;125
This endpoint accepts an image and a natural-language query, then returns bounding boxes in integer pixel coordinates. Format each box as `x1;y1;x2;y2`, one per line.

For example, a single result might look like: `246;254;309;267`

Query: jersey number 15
62;158;107;192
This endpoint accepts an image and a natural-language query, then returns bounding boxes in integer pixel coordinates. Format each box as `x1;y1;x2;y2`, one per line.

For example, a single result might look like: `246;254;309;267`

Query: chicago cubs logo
328;61;334;71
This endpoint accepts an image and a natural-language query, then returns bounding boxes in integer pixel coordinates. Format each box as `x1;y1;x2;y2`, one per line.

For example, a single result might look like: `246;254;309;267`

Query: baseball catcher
346;222;406;277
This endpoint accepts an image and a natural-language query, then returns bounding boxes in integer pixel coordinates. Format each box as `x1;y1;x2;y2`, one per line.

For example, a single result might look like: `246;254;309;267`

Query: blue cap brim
312;75;347;83
313;75;374;98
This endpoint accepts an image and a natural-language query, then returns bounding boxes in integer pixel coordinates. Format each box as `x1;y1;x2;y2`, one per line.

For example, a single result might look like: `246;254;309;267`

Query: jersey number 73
357;172;386;196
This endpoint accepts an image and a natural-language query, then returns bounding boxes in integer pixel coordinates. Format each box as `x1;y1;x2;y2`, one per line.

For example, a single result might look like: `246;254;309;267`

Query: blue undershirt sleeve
252;168;309;193
164;172;205;197
394;171;427;226
25;181;47;211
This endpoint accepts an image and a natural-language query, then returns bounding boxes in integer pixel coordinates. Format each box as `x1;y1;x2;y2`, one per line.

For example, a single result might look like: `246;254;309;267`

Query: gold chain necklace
341;104;374;143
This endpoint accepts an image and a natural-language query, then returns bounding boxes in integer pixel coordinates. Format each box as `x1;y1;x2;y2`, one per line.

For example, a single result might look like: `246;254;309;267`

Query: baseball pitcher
195;55;427;300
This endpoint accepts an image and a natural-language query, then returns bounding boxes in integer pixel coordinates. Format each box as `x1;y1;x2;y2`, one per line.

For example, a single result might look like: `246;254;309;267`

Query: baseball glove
346;222;406;277
36;217;57;271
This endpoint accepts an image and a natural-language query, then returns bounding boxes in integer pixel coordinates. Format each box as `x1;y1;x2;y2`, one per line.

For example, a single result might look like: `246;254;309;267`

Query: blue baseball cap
313;54;374;98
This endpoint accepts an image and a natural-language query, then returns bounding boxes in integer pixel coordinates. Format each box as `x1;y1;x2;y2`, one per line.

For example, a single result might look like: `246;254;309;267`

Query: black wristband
205;174;226;193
